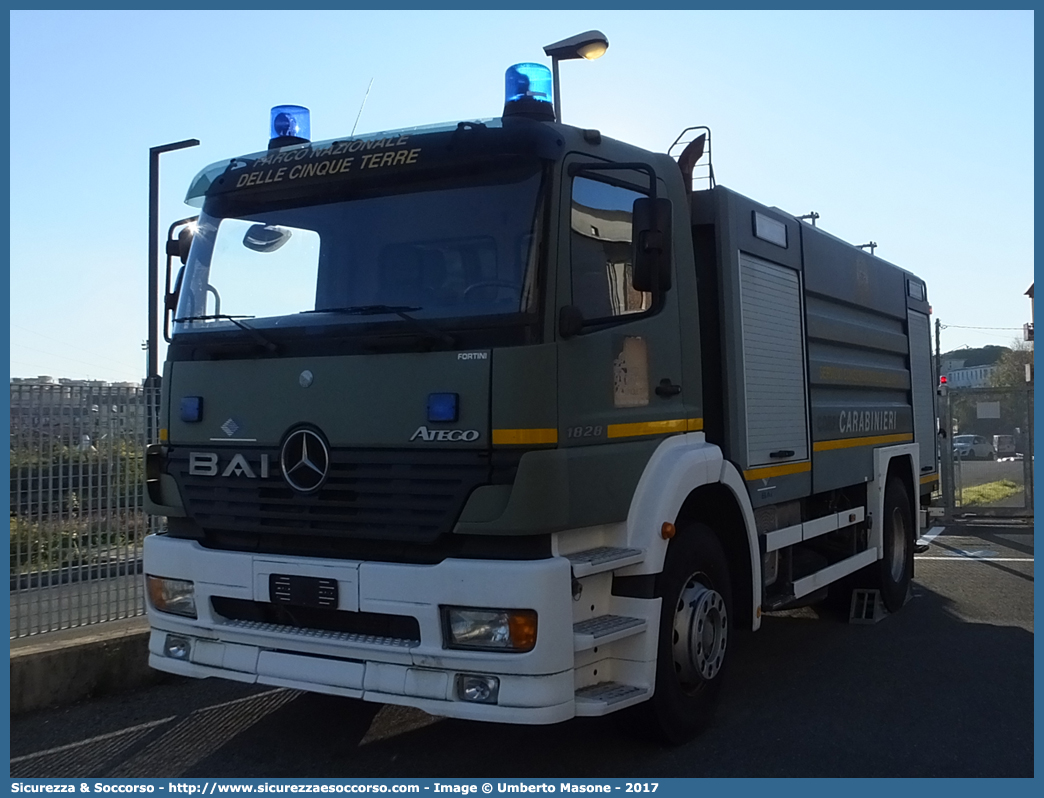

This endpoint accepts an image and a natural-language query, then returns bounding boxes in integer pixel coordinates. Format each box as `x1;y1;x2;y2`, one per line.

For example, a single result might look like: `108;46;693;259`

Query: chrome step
574;681;650;716
573;614;646;651
565;546;644;577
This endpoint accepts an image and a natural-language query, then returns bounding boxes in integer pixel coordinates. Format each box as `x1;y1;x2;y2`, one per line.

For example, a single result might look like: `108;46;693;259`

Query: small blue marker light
180;396;203;423
427;393;459;423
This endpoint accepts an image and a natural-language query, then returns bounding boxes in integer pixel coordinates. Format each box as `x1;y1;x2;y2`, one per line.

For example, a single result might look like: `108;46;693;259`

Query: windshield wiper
304;304;420;316
305;305;455;347
174;314;279;353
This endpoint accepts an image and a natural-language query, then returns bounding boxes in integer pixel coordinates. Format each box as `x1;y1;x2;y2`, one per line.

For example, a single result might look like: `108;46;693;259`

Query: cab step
574;681;650;716
573;614;646;651
565;546;644;578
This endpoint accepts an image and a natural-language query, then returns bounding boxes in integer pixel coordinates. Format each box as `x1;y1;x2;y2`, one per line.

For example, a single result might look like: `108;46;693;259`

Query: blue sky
9;10;1034;382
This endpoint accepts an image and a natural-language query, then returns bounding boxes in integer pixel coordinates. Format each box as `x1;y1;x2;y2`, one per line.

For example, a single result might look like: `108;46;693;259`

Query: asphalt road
10;522;1033;779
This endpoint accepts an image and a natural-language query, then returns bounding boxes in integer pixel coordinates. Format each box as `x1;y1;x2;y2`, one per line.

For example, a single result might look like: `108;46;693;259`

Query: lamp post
148;138;199;383
147;138;198;444
543;30;609;123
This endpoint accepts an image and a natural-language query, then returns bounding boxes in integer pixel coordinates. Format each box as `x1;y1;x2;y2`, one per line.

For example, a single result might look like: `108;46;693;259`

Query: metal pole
1024;384;1033;511
935;317;941;386
148;139;199;383
934;318;953;518
551;57;562;122
941;388;954;519
147;139;199;447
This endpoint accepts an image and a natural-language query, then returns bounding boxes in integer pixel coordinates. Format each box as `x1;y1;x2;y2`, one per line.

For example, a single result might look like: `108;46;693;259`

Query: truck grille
169;448;490;545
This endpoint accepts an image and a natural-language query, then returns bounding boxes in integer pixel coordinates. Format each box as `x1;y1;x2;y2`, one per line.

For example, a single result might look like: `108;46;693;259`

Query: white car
953;434;996;460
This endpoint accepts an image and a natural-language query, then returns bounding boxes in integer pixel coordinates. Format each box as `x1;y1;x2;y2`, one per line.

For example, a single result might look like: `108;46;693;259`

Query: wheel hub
672;577;727;685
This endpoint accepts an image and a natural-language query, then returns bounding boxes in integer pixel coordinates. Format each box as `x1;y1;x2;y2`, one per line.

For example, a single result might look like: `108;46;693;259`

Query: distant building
945;363;999;388
10;377;148;446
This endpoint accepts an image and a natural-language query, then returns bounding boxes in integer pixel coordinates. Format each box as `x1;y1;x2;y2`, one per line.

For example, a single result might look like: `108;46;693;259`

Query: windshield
174;163;545;336
954;435;975;444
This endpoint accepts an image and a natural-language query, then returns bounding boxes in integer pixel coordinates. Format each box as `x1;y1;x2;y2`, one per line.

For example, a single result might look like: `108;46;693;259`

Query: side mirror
177;227;193;264
163;266;185;343
632;197;672;292
166;266;185;312
558;305;585;339
243;224;292;253
165;226;195;265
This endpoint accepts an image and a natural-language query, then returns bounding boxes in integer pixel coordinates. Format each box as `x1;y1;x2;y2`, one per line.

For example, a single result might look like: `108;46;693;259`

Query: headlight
442;606;537;652
146;575;197;618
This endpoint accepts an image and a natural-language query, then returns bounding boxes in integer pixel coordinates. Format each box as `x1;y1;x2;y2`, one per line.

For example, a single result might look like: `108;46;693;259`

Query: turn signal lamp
147;575;197;618
503;63;555;121
269;104;311;148
443;607;538;652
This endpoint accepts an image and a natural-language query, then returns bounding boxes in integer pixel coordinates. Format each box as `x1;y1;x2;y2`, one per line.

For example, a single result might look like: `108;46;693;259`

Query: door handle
655;378;681;398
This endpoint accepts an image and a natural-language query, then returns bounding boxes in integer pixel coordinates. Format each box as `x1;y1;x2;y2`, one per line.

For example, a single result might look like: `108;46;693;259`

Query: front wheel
876;475;914;612
637;524;733;744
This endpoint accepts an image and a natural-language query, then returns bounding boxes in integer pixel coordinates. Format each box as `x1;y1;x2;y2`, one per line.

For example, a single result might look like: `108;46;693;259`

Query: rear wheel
876;475;914;612
637;524;733;744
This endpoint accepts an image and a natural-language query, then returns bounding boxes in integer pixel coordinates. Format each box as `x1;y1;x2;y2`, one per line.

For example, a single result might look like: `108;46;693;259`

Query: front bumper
144;534;577;724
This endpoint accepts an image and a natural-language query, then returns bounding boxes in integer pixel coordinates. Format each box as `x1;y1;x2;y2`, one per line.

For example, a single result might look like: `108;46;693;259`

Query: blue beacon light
503;63;555;121
268;104;311;148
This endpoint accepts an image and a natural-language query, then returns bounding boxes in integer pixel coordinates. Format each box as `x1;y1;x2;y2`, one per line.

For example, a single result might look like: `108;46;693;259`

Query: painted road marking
919;526;945;544
916;556;1033;562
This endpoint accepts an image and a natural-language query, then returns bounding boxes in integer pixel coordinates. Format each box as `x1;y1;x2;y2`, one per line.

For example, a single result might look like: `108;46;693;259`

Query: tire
637;523;733;744
875;475;914;613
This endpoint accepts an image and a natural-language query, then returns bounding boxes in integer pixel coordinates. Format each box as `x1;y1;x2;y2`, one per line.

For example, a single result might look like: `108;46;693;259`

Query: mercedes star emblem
280;429;329;493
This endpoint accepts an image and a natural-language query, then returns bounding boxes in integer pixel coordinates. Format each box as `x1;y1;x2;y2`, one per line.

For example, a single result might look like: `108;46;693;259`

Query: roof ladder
669;125;715;195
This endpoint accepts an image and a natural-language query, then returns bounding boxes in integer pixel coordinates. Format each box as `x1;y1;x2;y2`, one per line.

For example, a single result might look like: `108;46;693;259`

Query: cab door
555;158;688;450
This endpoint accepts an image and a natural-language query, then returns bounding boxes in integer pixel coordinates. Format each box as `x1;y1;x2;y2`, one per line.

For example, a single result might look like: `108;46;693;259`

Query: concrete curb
10;617;171;715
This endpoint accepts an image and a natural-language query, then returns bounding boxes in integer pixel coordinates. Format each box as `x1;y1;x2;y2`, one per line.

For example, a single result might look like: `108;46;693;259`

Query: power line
10;341;141;378
940;324;1023;331
11;324;143;368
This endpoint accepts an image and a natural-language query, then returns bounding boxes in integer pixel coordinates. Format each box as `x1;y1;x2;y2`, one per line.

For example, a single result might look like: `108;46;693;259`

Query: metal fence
938;384;1034;519
10;380;159;638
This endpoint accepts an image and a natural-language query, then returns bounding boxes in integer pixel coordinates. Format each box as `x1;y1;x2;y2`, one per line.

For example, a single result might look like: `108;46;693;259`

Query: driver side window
570;176;651;321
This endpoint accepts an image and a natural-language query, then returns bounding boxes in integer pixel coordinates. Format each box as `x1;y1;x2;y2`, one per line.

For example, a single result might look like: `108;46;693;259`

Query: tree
941;344;1009;368
990;340;1034;387
983;339;1034;453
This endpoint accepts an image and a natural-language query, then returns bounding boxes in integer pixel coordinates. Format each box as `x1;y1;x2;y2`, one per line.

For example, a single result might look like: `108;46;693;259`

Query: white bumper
144;534;577;724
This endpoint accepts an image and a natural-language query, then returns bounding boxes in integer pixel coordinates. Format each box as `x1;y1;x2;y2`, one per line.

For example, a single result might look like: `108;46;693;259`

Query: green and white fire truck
144;59;938;742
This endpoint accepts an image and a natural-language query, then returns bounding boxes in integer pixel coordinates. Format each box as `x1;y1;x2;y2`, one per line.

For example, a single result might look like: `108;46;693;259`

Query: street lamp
543;30;609;123
147;138;198;445
148;138;199;384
